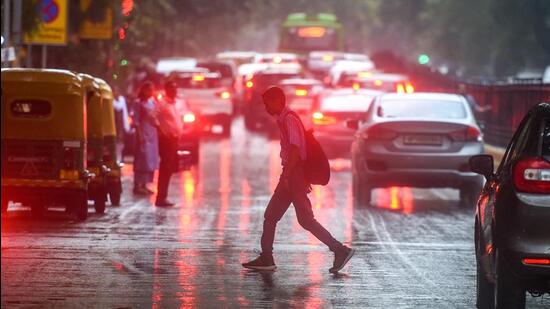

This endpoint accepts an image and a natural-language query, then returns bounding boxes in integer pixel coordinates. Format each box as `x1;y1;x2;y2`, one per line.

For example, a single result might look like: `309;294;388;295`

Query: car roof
350;73;408;82
325;88;383;97
279;78;322;86
259;53;297;59
379;92;466;102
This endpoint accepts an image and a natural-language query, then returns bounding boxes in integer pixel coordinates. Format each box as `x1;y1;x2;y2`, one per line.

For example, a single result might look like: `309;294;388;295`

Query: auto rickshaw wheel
75;192;88;221
109;182;122;206
94;188;107;214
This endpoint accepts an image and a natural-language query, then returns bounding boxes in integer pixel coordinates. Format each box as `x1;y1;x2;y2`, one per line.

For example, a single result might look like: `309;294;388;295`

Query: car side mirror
346;119;359;130
469;155;494;179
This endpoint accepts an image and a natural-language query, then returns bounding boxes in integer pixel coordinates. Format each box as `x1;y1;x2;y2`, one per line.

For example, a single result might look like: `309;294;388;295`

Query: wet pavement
2;118;549;308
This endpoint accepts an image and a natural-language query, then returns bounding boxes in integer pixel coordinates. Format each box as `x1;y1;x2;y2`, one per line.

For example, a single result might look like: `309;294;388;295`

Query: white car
254;53;298;64
156;57;197;76
328;60;375;87
174;71;233;136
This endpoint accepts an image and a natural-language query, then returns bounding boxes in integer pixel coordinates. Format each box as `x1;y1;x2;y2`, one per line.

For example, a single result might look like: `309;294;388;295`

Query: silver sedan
349;92;485;207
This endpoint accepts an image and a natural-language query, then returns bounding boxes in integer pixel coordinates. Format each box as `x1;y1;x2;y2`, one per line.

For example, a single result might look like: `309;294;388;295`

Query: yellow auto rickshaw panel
1;69;86;141
78;73;103;140
95;78;117;137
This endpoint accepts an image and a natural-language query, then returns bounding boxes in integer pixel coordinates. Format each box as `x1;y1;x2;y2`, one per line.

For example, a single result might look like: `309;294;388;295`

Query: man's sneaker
242;254;276;271
155;200;175;207
329;246;355;274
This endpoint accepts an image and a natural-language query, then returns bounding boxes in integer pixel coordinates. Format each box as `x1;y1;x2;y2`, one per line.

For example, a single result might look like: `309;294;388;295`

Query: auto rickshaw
1;69;90;220
95;78;122;206
79;74;108;214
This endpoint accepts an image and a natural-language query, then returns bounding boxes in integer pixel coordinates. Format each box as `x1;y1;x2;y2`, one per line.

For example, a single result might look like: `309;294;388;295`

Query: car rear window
197;63;233;78
176;77;222;89
11;100;52;118
257;74;299;88
378;99;467;119
321;95;372;113
543;118;549;158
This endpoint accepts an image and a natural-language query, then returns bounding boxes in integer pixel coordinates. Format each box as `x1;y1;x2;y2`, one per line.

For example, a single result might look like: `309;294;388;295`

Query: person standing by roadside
155;81;183;206
133;81;159;195
242;86;354;273
113;86;130;163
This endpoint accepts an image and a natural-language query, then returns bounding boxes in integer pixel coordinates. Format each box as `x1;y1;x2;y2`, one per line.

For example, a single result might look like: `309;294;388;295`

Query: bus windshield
280;27;338;51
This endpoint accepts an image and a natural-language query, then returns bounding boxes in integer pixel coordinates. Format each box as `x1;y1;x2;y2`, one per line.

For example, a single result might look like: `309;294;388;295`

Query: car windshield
378;99;467;119
321;95;372;112
543;118;549;159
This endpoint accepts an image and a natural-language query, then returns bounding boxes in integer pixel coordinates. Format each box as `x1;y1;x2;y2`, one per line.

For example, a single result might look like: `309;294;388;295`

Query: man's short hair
262;86;286;106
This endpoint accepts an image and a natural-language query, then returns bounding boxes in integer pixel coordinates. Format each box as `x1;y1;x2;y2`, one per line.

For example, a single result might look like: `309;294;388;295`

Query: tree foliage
19;0;549;81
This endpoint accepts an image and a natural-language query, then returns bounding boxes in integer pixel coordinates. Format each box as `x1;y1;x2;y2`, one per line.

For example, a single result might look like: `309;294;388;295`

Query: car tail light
363;126;397;141
217;90;231;99
449;126;482;142
183;113;196;123
273;56;283;64
522;258;550;266
245;81;254;88
312;112;336;125
295;89;308;96
192;75;205;82
322;54;334;62
352;82;360;91
374;80;383;87
156;93;163;100
396;83;405;93
396;82;415;94
513;157;550;194
357;71;372;78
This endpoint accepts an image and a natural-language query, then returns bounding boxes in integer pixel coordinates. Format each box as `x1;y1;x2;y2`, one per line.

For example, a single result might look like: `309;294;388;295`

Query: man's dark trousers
157;135;179;202
261;164;344;255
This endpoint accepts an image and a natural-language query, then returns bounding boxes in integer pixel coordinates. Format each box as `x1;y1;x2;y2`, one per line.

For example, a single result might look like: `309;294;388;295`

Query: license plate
211;125;224;134
403;135;442;145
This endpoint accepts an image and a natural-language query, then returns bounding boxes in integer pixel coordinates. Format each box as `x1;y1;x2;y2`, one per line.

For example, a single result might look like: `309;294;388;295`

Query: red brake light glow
322;54;334;62
295;89;308;96
363;126;398;141
298;27;326;38
405;82;415;93
245;81;254;88
449;126;482;142
522;258;550;266
513;157;550;194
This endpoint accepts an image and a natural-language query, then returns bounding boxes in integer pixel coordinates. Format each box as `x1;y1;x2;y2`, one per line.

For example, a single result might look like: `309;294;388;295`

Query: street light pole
2;0;11;67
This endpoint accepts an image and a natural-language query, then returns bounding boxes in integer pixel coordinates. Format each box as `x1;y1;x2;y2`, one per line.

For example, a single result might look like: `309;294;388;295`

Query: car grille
1;140;60;179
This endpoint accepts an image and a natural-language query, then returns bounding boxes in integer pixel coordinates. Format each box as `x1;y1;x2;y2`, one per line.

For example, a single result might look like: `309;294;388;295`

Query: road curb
484;144;506;165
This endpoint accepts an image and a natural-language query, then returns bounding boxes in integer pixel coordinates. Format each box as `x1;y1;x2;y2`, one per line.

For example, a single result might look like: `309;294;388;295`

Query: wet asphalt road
2;118;549;308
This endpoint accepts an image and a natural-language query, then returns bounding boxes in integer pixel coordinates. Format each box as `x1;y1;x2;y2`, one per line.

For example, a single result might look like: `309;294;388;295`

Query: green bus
279;13;345;55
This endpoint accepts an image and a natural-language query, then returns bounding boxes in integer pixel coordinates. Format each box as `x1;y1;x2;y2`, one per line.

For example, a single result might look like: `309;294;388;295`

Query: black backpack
286;111;331;185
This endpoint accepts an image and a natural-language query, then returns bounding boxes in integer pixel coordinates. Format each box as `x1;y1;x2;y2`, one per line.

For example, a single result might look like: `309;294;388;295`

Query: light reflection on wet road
1;118;549;308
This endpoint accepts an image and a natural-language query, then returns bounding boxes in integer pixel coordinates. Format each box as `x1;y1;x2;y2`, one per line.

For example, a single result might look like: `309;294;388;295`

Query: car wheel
1;196;8;214
109;181;122;206
93;188;107;214
494;249;526;308
353;172;372;207
460;183;481;208
75;192;88;221
476;255;495;308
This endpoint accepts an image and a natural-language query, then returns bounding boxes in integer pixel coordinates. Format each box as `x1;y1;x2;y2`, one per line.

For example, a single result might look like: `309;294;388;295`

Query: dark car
243;67;301;131
469;103;549;308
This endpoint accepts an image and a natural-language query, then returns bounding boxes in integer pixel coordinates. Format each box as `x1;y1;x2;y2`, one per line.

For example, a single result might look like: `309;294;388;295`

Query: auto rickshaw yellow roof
1;68;81;87
95;78;114;99
78;73;100;90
